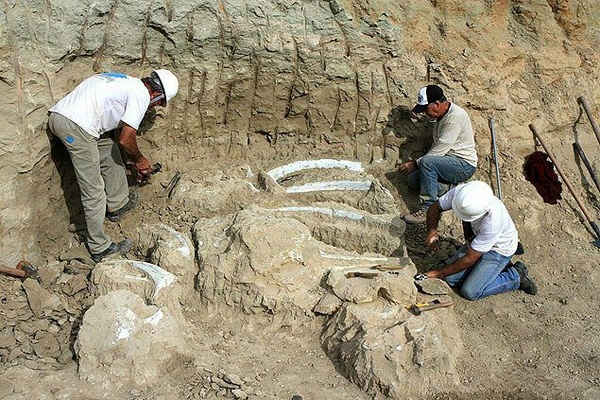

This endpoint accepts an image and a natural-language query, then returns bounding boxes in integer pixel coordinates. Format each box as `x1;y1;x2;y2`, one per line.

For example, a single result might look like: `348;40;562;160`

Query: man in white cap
399;84;478;224
48;69;179;262
419;180;537;300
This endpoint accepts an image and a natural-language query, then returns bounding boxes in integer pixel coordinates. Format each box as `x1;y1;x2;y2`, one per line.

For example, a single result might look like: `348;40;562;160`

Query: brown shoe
403;209;427;224
107;192;140;222
91;239;133;263
513;261;538;295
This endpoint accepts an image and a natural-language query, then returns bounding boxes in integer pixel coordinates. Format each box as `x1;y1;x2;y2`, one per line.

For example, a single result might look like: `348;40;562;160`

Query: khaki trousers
48;112;129;254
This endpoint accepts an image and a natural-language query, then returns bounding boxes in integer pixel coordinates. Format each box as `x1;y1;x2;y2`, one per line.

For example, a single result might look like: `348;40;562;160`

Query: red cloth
524;151;562;204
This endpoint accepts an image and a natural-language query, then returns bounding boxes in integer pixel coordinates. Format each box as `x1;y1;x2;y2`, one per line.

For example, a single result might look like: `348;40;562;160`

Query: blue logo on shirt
101;72;127;79
65;135;75;144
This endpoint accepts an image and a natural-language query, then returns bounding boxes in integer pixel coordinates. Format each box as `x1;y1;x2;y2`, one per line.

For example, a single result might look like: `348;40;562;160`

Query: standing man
399;85;478;224
48;69;179;262
421;180;537;300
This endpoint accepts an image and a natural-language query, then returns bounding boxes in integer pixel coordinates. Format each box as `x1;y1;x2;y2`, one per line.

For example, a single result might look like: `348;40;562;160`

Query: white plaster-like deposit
274;206;365;221
157;223;192;257
115;308;136;342
286;180;372;193
319;250;390;262
267;159;364;181
130;261;176;298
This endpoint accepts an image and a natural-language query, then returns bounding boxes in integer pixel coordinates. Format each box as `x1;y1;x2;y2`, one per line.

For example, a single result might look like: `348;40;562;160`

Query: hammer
0;261;40;282
407;299;453;316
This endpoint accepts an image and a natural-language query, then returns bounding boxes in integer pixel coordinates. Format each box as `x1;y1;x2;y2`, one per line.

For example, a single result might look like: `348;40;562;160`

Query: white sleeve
438;187;457;211
121;88;150;130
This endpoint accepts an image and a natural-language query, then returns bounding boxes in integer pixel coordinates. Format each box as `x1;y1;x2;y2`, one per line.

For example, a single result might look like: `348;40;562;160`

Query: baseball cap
412;85;445;113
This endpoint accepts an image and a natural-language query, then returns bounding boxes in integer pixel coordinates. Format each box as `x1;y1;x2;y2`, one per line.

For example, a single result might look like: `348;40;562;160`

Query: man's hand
426;270;443;279
426;230;440;248
398;160;418;174
135;158;152;183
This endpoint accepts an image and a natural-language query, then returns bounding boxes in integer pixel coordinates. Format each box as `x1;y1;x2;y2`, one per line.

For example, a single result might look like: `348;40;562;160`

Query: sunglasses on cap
149;93;166;107
149;71;166;106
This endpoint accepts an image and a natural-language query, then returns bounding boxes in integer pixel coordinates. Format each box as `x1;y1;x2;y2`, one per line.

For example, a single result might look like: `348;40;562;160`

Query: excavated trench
1;154;464;399
2;1;599;399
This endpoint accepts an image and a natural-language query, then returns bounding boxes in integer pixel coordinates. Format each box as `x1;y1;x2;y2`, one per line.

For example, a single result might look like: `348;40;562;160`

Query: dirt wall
0;0;598;276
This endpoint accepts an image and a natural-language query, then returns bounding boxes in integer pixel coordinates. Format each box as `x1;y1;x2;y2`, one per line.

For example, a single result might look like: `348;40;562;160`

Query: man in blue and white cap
420;180;537;300
399;84;478;224
48;69;179;262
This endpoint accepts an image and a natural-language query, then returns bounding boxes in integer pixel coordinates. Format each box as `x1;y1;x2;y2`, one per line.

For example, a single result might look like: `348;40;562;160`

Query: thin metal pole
577;96;600;146
488;116;502;200
573;142;600;194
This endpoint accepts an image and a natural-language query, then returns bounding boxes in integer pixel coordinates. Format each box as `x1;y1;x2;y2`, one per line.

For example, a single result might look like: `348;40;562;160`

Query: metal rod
577;96;600;146
573;142;600;194
162;171;181;199
529;124;600;241
489;116;502;200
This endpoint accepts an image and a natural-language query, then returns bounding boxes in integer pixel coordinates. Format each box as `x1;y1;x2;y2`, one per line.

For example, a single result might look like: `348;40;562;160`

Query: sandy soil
1;124;600;400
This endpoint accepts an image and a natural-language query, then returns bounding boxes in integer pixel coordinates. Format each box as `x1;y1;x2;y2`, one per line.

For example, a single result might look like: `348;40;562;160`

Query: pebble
232;389;248;399
223;373;244;386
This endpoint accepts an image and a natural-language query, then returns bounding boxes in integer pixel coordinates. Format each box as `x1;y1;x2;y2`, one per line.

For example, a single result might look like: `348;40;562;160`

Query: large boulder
74;290;190;389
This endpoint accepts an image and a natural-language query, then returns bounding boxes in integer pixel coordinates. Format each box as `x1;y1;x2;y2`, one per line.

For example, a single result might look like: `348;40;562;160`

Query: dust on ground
1;126;600;400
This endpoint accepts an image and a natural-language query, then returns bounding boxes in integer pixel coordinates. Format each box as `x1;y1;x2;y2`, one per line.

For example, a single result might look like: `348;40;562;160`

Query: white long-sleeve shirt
418;103;478;167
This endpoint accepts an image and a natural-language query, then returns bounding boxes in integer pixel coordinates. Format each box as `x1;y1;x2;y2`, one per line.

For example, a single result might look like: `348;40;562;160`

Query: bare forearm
426;202;442;232
428;245;482;279
431;256;472;279
118;125;145;162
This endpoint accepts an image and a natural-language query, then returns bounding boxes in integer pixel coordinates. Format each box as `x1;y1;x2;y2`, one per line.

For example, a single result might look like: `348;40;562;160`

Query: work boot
91;239;134;263
403;208;428;224
107;192;140;222
512;261;538;295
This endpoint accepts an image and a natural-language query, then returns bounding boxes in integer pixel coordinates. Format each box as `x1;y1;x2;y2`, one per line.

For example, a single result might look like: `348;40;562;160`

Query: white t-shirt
439;186;519;256
50;73;150;138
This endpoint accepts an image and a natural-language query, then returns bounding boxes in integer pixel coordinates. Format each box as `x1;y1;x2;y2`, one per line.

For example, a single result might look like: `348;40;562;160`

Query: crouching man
422;180;537;300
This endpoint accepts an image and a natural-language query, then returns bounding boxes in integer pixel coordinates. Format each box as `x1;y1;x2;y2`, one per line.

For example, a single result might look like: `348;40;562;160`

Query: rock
32;332;61;358
328;269;381;303
313;293;343;315
0;327;16;347
232;389;248;399
75;290;190;388
64;260;93;275
322;300;462;398
7;346;23;362
22;279;63;318
327;265;417;305
135;223;196;286
223;373;244;386
416;278;450;295
63;274;88;295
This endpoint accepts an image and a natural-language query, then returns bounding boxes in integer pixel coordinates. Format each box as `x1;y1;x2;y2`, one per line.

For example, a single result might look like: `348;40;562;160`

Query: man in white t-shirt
400;85;478;225
48;70;179;262
420;180;537;300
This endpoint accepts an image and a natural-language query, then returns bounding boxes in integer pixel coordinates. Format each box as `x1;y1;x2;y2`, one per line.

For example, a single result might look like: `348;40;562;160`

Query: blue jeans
443;245;520;300
407;155;476;208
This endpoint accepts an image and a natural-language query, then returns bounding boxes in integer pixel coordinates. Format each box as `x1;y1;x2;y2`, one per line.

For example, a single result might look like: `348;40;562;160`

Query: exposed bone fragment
286;180;372;193
267;159;363;181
